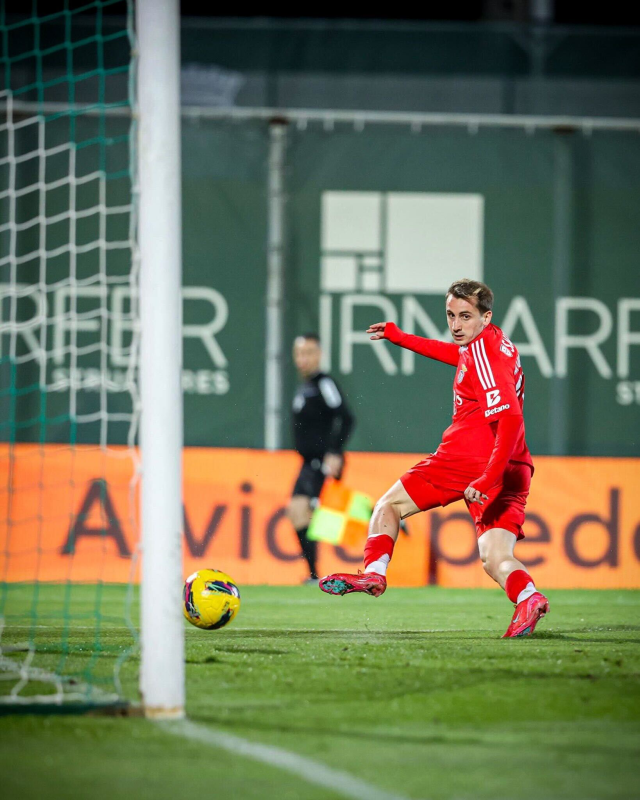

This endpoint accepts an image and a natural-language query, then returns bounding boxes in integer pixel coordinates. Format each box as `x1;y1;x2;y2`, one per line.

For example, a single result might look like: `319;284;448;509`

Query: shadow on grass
220;627;640;645
532;631;640;645
187;713;638;756
189;712;485;748
222;629;489;641
212;646;290;655
19;645;125;659
185;663;640;718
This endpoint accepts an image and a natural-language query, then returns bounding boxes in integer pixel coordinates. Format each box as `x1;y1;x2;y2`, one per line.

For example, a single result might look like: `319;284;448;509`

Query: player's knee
483;554;513;583
376;484;406;513
373;494;399;520
480;552;501;580
480;554;493;576
373;497;387;516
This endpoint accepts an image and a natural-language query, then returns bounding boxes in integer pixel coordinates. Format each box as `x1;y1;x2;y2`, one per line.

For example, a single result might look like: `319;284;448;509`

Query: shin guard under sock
364;534;395;576
505;569;536;604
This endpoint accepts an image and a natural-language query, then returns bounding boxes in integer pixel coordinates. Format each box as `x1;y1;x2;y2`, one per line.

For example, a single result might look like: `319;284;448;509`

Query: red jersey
439;324;532;466
384;322;533;476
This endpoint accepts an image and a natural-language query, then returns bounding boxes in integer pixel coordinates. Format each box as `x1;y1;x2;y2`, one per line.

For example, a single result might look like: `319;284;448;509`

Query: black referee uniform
291;372;354;578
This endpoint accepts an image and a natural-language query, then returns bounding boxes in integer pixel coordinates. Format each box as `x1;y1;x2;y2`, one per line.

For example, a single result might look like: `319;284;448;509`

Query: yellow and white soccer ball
183;569;241;630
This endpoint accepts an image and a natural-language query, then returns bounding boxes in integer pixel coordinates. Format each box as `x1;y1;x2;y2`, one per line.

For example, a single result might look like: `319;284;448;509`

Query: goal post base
142;705;185;720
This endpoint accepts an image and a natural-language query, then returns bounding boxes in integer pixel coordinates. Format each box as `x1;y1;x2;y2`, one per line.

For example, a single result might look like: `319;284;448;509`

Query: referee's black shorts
292;456;344;500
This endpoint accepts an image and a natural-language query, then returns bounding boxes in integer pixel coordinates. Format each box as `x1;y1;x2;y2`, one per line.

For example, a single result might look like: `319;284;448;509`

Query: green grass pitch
0;585;639;799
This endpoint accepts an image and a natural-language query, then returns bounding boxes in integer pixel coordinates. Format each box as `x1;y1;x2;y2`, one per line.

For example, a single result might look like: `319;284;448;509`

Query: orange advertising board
1;444;639;588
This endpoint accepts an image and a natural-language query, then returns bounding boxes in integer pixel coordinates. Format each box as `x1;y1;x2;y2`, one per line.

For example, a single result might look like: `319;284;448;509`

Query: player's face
293;337;322;378
445;295;492;346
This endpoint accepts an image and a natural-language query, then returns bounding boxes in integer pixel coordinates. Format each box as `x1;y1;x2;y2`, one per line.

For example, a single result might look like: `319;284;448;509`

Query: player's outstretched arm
367;321;460;366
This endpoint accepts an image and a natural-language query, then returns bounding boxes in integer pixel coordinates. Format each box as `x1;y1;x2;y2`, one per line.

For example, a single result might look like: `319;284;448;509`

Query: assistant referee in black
287;333;355;583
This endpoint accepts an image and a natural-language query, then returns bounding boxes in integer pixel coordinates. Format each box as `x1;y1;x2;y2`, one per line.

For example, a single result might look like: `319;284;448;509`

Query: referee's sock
295;527;318;579
363;533;395;577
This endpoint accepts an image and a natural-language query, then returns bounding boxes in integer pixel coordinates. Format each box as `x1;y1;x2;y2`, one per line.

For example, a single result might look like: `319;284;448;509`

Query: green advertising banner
181;119;268;448
284;125;640;457
3;117;639;456
1;118;269;449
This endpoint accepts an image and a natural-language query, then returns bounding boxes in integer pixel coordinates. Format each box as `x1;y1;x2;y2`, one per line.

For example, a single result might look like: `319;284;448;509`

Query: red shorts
400;455;532;540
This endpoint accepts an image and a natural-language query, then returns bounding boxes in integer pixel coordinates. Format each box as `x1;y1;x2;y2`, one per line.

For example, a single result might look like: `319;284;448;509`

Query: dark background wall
2;7;639;457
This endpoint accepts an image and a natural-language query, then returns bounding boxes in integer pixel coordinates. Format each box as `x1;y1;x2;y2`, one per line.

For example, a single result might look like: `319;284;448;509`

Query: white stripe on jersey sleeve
471;341;489;390
479;339;496;388
515;374;523;393
318;377;343;409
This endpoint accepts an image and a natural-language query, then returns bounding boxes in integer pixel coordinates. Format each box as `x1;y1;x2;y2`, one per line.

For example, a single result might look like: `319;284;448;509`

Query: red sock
505;569;534;604
364;534;395;569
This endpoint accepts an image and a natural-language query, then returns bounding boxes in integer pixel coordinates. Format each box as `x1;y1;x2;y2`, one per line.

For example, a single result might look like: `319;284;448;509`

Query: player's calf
320;482;419;600
478;529;549;638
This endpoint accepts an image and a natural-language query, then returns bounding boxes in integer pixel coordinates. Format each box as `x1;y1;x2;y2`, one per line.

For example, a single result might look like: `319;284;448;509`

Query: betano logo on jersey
318;191;640;407
486;389;502;408
485;403;511;418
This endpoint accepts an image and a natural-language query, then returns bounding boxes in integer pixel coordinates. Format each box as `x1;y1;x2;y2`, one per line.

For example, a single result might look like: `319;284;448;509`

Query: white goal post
137;0;185;719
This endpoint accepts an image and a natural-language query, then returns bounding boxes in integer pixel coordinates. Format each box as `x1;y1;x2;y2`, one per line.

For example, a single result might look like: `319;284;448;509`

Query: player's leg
319;476;448;598
477;527;528;589
478;526;549;638
320;480;420;597
471;463;549;637
362;480;420;579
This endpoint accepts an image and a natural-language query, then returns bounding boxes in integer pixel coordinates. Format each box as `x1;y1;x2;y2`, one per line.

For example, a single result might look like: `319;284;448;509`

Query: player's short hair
446;279;494;315
297;333;321;345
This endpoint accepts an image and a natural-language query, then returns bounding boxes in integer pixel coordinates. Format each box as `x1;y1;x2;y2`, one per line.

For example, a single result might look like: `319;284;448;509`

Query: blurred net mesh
0;1;139;706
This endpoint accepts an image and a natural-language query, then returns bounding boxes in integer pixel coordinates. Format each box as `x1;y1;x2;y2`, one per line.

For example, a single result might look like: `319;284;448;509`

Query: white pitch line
160;719;414;800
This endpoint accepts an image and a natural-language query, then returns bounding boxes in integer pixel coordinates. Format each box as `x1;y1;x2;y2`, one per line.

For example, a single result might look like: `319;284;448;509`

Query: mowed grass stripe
161;719;412;800
1;586;639;799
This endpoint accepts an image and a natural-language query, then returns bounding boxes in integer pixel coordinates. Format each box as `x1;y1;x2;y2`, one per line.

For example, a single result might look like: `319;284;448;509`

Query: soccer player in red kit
319;279;549;638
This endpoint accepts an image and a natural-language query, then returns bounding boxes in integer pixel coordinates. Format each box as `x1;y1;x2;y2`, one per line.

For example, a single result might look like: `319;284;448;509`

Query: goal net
0;0;139;708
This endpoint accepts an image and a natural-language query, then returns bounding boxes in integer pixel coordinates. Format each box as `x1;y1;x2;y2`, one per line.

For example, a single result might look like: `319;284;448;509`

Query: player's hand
366;322;387;340
464;485;489;505
323;453;343;478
